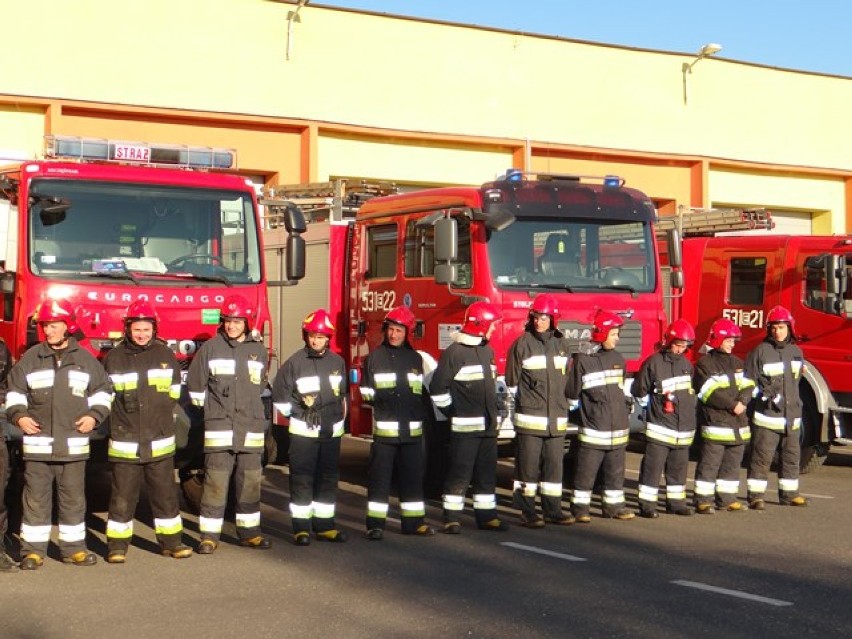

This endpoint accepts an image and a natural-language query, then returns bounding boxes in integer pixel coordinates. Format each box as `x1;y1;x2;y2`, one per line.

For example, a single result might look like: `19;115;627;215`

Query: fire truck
264;172;676;482
0;135;306;472
662;209;852;472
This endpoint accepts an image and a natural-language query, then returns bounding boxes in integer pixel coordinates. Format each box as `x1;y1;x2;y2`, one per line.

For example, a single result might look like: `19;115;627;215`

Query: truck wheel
264;426;290;467
799;385;828;474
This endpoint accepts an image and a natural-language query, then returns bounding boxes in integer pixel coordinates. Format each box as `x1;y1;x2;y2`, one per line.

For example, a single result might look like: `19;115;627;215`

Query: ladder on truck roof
656;206;775;238
259;179;398;228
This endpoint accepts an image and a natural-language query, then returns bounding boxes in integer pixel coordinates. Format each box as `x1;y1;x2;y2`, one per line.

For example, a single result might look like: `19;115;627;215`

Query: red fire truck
664;220;852;472
266;173;677;480
0;135;306;470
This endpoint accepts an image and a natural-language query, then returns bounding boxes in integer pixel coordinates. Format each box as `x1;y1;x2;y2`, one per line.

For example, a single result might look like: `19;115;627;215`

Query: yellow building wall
1;1;849;230
4;1;850;172
317;135;514;185
0;105;47;159
709;169;846;234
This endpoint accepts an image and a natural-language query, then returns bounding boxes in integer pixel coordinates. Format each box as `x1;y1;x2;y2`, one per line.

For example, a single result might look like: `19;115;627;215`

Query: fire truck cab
265;172;671;456
667;223;852;472
0;136;306;469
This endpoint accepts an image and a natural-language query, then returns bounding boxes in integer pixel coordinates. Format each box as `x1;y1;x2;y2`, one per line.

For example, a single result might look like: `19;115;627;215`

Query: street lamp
682;43;722;105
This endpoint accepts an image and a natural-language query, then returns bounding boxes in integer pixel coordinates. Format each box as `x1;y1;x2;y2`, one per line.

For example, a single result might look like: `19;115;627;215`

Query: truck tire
264;426;290;467
799;385;828;474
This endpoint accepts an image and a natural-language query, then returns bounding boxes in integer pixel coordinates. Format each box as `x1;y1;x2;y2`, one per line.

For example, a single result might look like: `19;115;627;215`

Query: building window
728;257;766;305
366;224;397;280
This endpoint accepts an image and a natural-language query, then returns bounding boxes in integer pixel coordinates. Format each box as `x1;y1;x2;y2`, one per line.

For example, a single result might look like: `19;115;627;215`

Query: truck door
719;251;778;354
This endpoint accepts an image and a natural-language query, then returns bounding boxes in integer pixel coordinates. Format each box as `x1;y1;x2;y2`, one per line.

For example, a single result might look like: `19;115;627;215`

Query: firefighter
102;301;192;563
693;318;755;514
360;306;435;540
746;305;808;509
187;294;272;554
6;299;111;569
0;338;14;571
632;319;697;518
506;293;575;528
430;301;508;534
272;309;348;545
567;309;635;522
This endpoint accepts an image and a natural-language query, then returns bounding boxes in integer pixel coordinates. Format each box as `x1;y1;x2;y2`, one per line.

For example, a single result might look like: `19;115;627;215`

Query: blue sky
317;0;851;77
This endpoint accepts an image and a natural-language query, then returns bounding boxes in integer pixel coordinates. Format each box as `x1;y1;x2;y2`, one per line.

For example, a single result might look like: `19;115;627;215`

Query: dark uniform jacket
5;337;111;462
272;346;347;440
506;329;572;437
103;338;181;463
566;347;629;450
359;341;426;443
694;349;755;444
429;338;499;438
632;349;697;448
187;329;268;453
746;337;804;435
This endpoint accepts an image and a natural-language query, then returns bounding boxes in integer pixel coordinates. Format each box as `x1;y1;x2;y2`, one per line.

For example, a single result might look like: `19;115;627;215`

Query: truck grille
557;319;642;362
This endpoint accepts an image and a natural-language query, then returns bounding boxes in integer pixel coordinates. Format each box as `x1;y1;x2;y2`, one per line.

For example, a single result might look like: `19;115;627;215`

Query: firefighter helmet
384;305;416;334
766;305;796;337
302;309;335;337
124;300;159;328
530;293;560;323
707;318;742;350
590;309;624;343
220;294;255;330
36;298;78;335
461;302;502;337
665;319;695;346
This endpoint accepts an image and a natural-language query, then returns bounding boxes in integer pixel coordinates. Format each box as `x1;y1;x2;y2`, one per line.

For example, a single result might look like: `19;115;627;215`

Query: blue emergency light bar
498;169;625;187
45;135;236;169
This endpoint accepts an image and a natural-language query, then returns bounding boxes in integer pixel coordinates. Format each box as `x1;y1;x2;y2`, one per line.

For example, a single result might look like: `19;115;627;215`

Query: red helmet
302;309;335;337
220;294;255;330
766;305;795;337
461;302;502;338
384;305;416;335
590;309;624;343
665;319;695;346
530;293;560;323
124;300;159;328
36;298;78;335
707;318;742;350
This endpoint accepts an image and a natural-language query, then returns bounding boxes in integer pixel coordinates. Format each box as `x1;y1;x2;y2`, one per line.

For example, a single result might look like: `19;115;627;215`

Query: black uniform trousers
367;440;425;533
572;446;627;517
107;458;183;553
289;436;341;535
21;460;87;558
637;441;689;512
694;441;745;507
200;450;263;542
442;435;499;526
0;437;8;550
513;434;566;519
748;428;800;500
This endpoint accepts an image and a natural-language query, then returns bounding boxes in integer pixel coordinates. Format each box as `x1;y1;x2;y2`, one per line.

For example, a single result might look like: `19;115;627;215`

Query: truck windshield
486;217;655;292
28;179;262;284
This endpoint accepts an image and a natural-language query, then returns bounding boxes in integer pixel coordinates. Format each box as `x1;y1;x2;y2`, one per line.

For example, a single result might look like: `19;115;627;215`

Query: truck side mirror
434;217;458;262
434;216;458;285
282;203;307;234
666;228;682;268
286;235;305;281
670;269;684;290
